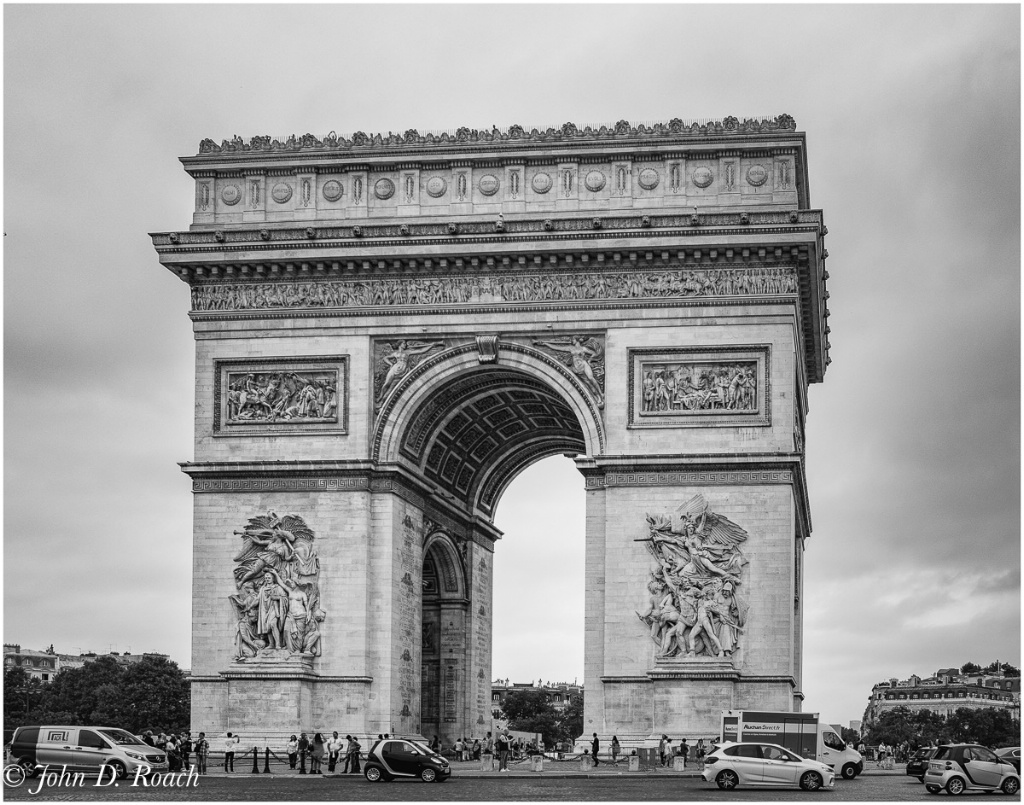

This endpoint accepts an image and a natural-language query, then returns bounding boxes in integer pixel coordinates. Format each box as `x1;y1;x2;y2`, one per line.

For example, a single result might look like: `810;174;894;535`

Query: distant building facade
863;669;1020;727
4;644;173;681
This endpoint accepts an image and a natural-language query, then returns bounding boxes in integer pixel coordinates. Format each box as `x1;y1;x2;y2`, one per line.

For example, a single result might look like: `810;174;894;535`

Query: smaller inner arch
399;367;587;516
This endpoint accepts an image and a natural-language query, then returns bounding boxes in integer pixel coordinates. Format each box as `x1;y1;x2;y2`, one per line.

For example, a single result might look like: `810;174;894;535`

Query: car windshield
933;747;952;760
407;741;433;754
99;729;146;746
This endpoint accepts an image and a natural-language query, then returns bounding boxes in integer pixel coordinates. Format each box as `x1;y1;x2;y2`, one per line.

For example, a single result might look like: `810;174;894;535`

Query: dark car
907;747;939;781
996;747;1021;774
363;738;451;783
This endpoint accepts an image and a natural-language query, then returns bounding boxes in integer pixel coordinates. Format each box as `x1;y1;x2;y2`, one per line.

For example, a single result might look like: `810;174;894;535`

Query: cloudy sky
4;5;1019;727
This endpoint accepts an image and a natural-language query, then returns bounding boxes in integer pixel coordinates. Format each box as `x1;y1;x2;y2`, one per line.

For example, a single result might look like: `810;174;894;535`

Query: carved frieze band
191;267;797;313
628;346;770;428
192;477;370;493
585;470;794;489
213;356;349;436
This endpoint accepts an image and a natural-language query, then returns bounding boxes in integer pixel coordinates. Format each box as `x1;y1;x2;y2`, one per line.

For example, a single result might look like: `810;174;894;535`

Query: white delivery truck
720;710;864;779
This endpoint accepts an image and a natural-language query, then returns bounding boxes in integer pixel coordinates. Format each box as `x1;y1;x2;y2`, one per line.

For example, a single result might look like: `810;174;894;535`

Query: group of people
139;730;213;774
285;733;362;774
657;735;715;768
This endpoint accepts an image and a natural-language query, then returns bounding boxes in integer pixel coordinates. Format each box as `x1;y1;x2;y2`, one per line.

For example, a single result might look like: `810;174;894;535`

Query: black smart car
363;738;451;783
907;747;939;781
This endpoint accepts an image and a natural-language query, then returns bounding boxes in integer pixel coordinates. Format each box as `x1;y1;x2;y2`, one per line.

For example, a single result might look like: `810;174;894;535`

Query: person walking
681;738;689;767
222;731;239;772
591;733;601;766
611;736;621;764
696;738;706;771
286;735;298;769
472;738;481;760
194;732;209;775
659;734;669;767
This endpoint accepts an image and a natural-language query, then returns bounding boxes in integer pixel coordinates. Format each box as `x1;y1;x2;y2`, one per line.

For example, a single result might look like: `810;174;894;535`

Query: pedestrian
298;732;310;773
497;730;510;771
463;737;471;762
455;736;464;761
611;735;621;764
180;732;193;771
156;732;168;751
659;734;668;767
696;738;706;770
194;732;209;775
591;733;601;766
681;738;689;767
222;731;239;772
472;738;481;760
430;735;440;752
287;735;298;769
165;734;181;772
327;731;342;772
142;731;155;747
311;733;324;774
348;736;362;774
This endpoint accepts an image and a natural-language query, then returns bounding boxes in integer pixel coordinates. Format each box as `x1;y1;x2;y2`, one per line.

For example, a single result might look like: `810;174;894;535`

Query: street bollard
299;751;306;774
251;747;260;774
628;755;640;772
672;756;686;772
263;748;271;773
530;755;543;772
580;755;593;771
481;753;494;771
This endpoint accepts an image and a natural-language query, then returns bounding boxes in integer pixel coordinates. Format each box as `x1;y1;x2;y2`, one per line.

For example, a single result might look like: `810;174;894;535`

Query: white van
8;726;169;779
721;710;864;779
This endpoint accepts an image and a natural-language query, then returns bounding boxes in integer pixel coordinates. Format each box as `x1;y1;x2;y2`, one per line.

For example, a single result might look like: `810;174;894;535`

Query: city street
4;767;993;801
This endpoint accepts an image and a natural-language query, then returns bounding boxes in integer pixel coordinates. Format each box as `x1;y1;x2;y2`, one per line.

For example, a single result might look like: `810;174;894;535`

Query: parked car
363;738;451;782
996;747;1021;774
907;747;940;781
8;726;167;779
923;743;1020;795
702;741;835;791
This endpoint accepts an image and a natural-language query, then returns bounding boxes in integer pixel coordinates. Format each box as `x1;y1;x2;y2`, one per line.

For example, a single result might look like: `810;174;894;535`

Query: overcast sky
4;4;1019;728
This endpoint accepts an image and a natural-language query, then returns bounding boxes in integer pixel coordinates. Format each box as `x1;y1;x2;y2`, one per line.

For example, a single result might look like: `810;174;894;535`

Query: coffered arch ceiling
399;368;586;518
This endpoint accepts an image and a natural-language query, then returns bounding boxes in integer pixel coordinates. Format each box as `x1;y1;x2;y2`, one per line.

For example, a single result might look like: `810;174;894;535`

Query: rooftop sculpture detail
196;115;797;156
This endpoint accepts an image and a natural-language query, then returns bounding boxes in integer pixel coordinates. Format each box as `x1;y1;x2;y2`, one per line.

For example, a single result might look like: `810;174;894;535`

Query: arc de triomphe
152;115;830;746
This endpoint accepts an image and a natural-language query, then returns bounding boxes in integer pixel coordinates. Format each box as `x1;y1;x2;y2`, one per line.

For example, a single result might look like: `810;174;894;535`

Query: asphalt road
4;767;1002;801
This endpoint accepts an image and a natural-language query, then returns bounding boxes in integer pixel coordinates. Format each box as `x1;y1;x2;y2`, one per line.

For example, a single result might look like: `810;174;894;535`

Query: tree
865;705;917;746
500;690;560;746
557;696;584;746
960;662;982;675
840;726;860;745
982;661;1020;677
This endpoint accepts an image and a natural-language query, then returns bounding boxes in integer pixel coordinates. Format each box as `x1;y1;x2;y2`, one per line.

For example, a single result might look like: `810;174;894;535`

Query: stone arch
374;343;603;516
422;531;465;599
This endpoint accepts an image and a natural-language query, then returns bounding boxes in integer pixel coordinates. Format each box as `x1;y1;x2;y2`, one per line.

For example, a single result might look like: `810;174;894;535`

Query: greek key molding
585;470;794;489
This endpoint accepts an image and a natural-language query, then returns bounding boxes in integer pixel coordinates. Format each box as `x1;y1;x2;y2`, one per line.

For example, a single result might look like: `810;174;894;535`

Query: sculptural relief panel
636;494;749;662
214;356;349;436
191;266;798;313
628;346;770;428
229;512;325;663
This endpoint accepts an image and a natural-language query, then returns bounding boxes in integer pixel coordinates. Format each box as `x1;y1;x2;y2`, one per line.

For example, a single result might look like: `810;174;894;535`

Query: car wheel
1001;777;1020;795
926;784;941;794
364;766;383;782
946;776;966;795
800;771;823;791
716;769;739;790
420;767;437;782
841;763;857;780
105;761;128;781
18;758;39;779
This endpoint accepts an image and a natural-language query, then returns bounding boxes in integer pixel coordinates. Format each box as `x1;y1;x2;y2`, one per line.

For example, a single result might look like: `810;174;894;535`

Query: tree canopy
499;689;584;748
3;655;190;733
865;705;1019;748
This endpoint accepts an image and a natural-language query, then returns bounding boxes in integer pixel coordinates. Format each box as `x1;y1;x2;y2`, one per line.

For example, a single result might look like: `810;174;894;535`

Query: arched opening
394;354;596;742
